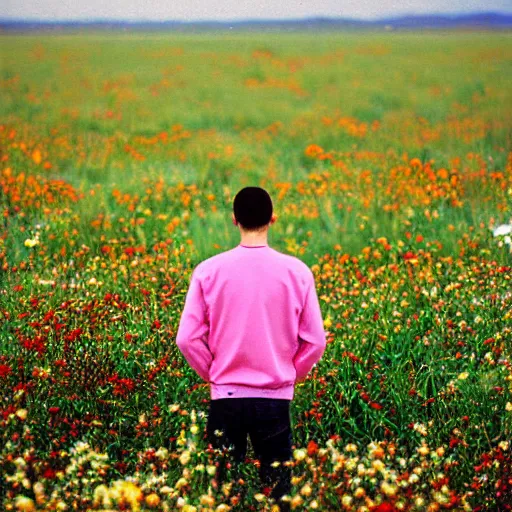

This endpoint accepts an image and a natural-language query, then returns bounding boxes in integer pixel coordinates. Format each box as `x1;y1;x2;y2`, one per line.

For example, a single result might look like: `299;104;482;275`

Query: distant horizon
2;0;512;23
1;9;512;23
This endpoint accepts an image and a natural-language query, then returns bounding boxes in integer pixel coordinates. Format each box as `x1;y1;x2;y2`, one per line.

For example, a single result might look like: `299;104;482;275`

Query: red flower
307;439;319;456
371;503;397;512
42;467;56;479
370;402;383;410
403;251;417;261
0;364;12;378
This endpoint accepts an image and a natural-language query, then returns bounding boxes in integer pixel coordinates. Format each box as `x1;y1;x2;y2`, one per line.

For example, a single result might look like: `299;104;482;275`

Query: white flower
492;224;512;237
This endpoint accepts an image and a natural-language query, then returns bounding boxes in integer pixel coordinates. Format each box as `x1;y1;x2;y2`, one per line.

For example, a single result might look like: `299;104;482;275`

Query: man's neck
240;239;268;247
239;234;269;247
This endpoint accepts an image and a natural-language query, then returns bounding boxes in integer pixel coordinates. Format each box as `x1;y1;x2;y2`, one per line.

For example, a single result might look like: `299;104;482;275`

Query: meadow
0;30;512;511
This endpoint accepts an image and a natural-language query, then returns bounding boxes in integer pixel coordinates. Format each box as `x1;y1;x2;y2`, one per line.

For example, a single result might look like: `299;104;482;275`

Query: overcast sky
2;0;511;21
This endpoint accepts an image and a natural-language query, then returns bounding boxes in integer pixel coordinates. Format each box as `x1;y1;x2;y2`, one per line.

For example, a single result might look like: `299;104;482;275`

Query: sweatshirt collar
238;244;269;248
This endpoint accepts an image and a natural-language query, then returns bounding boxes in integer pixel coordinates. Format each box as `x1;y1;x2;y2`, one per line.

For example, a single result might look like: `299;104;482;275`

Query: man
176;186;327;510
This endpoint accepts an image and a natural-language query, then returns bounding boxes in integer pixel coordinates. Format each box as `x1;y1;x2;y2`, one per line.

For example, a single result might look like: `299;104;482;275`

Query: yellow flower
354;487;366;498
15;409;28;420
300;483;312;496
458;372;469;380
290;495;303;509
15;496;36;512
24;238;39;248
199;495;215;507
145;493;160;508
179;450;191;465
175;477;188;489
418;444;430;456
341;495;353;506
324;317;332;329
293;449;307;461
381;481;398;497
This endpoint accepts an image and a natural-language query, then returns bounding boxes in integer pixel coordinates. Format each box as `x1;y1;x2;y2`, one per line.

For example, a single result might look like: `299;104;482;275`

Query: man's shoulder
192;247;237;275
194;246;313;281
271;248;313;278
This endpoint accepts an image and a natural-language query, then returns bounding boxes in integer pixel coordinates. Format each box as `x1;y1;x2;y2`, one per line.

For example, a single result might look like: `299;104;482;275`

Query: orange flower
304;144;323;158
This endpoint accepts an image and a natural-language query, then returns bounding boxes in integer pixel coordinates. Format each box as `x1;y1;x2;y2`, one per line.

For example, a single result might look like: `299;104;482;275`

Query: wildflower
155;447;169;460
408;473;420;484
15;496;36;512
300;483;312;496
354;487;366;498
458;372;469;380
200;494;215;507
207;465;217;476
145;493;160;508
175;477;188;489
15;409;28;420
418;444;430;456
24;238;39;248
179;451;191;465
372;459;385;472
290;495;304;508
93;485;110;507
492;224;512;237
341;494;353;506
254;494;266;502
293;449;307;461
506;402;512;412
381;481;398;497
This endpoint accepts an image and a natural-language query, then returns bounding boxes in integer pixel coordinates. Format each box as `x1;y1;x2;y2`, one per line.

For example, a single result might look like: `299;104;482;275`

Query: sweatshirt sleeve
293;273;327;382
176;267;212;382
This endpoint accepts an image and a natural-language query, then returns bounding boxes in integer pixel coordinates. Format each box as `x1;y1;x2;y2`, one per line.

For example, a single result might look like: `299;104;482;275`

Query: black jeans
206;397;292;510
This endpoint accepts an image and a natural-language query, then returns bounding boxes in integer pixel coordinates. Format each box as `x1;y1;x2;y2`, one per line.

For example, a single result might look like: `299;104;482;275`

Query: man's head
232;186;276;232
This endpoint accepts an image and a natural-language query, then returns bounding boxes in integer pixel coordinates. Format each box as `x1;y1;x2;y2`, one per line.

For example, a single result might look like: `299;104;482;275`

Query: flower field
1;30;512;511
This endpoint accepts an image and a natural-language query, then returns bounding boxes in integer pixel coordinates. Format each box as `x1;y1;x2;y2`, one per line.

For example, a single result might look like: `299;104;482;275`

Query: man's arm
293;273;327;382
176;268;212;382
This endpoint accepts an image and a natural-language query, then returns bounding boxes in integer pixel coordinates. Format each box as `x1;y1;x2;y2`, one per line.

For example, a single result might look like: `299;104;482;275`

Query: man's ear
232;213;237;226
270;213;277;224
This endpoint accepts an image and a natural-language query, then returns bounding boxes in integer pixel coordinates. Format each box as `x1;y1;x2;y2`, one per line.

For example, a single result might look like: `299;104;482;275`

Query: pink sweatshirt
176;243;327;400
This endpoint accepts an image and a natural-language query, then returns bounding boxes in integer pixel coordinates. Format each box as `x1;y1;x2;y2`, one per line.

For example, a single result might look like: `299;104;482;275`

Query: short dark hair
233;187;273;231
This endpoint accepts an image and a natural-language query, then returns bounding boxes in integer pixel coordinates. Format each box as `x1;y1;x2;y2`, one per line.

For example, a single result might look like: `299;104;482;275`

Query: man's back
176;243;327;400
